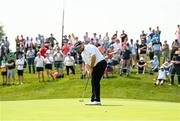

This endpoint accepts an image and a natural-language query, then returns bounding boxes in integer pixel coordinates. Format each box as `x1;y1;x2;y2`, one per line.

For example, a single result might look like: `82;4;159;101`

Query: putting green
0;98;180;121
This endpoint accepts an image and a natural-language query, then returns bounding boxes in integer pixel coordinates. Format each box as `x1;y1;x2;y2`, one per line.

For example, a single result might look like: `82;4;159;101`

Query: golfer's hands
85;64;92;77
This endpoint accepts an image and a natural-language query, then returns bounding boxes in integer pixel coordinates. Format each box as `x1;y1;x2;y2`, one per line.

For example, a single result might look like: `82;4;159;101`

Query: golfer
74;41;107;105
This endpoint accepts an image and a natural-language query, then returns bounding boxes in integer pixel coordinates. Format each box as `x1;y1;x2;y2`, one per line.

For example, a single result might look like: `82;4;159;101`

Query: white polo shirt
81;44;104;67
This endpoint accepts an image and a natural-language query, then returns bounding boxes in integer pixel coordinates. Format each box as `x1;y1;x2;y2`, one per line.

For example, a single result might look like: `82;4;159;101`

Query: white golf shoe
85;101;101;105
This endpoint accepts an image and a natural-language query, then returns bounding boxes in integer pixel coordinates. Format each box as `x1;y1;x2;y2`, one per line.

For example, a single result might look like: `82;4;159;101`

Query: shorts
36;67;44;72
54;61;63;69
45;64;52;70
18;70;23;76
158;79;165;82
7;69;15;77
2;72;7;76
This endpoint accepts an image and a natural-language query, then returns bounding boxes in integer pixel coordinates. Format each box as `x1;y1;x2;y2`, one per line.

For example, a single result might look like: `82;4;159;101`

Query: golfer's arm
90;54;96;68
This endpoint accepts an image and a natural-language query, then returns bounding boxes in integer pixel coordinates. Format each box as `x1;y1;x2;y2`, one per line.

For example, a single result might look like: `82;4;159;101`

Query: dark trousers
66;66;75;75
28;58;35;74
91;60;107;102
170;66;180;85
149;51;154;60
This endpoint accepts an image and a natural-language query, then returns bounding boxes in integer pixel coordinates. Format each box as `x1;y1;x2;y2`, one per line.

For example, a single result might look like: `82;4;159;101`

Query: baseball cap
73;41;82;52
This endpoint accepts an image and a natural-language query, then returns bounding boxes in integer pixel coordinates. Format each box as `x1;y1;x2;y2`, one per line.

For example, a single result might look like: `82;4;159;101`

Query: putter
79;76;90;102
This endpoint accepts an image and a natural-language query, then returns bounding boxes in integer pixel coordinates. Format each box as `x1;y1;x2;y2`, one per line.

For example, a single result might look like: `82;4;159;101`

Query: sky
0;0;180;50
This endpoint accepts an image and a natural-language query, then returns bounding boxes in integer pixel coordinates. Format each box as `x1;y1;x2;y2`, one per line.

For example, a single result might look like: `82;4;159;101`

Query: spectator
76;52;85;79
136;57;147;74
54;48;64;74
48;33;57;47
129;39;137;68
6;58;16;85
1;56;7;85
44;53;54;81
35;52;45;82
113;38;120;52
140;30;147;43
62;35;69;46
147;42;154;60
4;37;10;51
154;66;166;86
162;58;171;82
170;51;180;86
84;32;90;44
103;32;110;51
152;38;162;65
139;40;147;61
16;54;25;84
64;53;75;79
161;40;169;63
26;48;35;74
170;39;179;60
119;45;132;76
98;44;105;55
175;25;180;42
120;30;128;43
149;55;159;75
14;47;24;59
62;43;71;56
40;44;47;57
135;40;140;61
112;30;118;41
98;34;104;45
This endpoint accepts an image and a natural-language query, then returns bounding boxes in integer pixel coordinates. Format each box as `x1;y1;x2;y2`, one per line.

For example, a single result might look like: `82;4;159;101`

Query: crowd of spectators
0;24;180;87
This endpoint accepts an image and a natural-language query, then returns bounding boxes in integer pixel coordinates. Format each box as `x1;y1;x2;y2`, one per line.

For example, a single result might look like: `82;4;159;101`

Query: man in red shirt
62;43;71;56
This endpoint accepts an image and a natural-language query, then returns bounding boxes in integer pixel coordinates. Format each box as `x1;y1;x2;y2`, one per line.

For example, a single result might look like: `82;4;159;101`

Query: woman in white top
64;53;75;77
44;52;54;81
154;66;166;86
16;54;25;84
35;52;45;82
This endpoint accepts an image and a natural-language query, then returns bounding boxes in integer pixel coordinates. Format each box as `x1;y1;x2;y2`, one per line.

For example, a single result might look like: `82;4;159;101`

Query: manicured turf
1;98;180;121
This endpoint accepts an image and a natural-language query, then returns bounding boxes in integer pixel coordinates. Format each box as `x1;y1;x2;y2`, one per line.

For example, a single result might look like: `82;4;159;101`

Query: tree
0;25;5;41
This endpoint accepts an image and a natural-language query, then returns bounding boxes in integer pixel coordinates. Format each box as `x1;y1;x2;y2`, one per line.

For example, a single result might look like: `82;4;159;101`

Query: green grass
0;68;180;102
1;68;180;121
1;98;180;121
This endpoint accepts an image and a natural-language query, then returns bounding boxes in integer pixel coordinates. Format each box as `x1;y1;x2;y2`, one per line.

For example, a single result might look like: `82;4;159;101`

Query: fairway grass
1;98;180;121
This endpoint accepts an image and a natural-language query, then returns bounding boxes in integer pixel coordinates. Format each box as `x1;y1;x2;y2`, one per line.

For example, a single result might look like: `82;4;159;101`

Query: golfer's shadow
101;104;123;107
